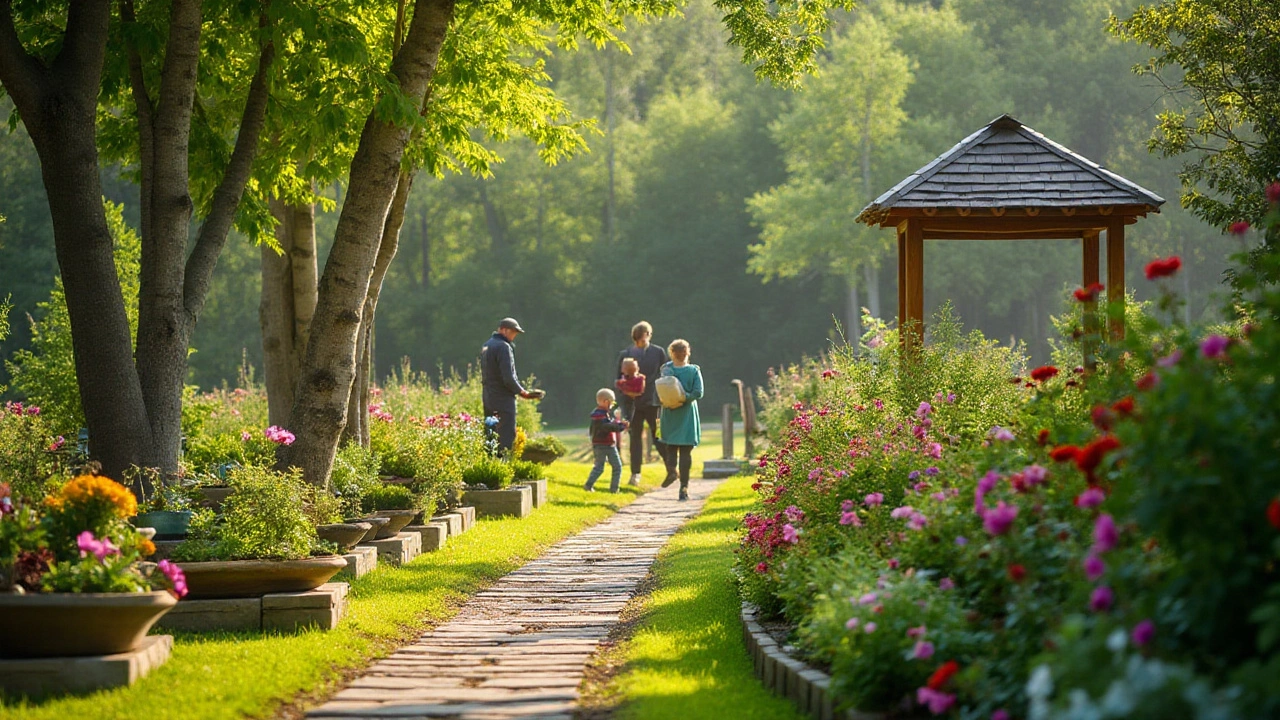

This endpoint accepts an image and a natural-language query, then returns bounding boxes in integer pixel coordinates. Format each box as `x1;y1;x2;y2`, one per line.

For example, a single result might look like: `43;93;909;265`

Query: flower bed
738;230;1280;718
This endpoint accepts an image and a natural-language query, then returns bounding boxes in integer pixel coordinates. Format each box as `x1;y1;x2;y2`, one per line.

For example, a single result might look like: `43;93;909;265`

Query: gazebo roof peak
856;114;1165;226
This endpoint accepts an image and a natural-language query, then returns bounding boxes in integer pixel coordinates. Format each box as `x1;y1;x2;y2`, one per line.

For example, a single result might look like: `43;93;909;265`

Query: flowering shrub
330;443;382;518
369;411;485;510
0;401;66;498
172;465;320;562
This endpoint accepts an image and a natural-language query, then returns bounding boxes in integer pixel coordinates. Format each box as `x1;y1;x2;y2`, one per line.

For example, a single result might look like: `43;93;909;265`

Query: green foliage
330;442;383;518
360;484;417;513
174;466;316;562
523;434;567;458
462;457;515;490
510;459;544;481
6;201;140;435
0;401;64;498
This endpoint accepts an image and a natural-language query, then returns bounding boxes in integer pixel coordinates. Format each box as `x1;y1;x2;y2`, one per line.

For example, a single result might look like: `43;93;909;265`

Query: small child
615;357;646;420
585;388;629;493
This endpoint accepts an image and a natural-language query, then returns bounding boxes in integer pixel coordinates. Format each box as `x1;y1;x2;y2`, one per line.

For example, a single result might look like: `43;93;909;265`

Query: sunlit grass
0;461;669;720
612;476;804;720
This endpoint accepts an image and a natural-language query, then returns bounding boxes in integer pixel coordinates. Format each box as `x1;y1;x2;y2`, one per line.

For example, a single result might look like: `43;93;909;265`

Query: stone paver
307;480;720;719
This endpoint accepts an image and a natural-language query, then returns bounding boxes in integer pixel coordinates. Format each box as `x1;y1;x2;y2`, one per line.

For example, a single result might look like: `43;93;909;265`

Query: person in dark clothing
480;318;542;454
616;321;668;486
584;388;629;493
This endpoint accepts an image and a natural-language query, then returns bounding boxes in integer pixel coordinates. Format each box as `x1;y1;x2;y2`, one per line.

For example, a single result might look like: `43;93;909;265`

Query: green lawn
0;462;668;720
611;476;804;720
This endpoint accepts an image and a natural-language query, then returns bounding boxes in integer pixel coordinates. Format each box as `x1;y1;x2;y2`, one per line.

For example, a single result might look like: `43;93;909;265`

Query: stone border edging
740;602;883;720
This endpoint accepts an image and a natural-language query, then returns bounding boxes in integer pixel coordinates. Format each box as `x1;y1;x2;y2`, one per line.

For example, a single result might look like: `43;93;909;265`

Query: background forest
0;0;1248;426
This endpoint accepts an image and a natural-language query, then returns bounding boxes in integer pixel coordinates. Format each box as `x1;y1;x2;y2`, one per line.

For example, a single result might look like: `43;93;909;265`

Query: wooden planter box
461;485;533;518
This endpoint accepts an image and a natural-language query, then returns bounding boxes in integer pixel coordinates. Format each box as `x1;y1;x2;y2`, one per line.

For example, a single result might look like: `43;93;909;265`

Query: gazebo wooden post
897;224;907;347
1082;230;1100;367
899;218;925;351
1106;220;1125;340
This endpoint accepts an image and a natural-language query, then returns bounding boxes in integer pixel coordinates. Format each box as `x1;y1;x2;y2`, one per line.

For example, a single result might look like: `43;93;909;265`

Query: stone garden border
740;603;883;720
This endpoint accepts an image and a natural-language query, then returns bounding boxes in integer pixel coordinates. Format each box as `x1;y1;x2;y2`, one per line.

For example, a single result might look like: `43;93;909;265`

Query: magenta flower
863;622;877;633
784;505;804;522
157;559;189;598
807;467;822;481
240;430;252;442
913;641;936;660
1022;464;1047;486
928;443;943;459
1084;554;1106;581
993;710;1010;720
26;405;40;416
1131;619;1155;646
1089;585;1114;612
76;531;119;561
891;506;916;520
916;686;956;715
888;558;900;569
983;502;1018;536
845;617;860;630
978;471;1000;494
989;426;1015;442
781;523;800;544
1094;514;1118;553
839;510;862;527
1156;349;1183;367
48;435;65;452
864;493;884;506
857;592;878;605
755;561;768;574
264;425;296;445
1200;334;1230;359
906;625;927;638
907;512;929;531
947;393;956;403
939;577;955;591
1076;487;1106;508
916;402;933;418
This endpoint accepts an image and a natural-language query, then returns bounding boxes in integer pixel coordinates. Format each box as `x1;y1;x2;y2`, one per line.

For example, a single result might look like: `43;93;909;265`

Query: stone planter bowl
346;516;389;543
176;556;349;600
316;522;371;552
520;448;560;465
372;509;417;539
0;591;177;658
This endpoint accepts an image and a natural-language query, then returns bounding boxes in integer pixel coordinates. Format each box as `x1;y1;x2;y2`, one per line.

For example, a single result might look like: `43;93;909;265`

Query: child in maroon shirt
585;389;629;493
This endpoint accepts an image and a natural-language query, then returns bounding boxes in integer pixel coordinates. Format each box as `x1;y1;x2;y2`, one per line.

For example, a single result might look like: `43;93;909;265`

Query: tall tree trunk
864;262;881;320
603;47;616;245
846;274;861;344
279;0;455;486
261;195;317;425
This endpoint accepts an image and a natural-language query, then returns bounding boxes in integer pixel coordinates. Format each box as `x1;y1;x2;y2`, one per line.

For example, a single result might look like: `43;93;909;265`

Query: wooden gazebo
856;115;1164;347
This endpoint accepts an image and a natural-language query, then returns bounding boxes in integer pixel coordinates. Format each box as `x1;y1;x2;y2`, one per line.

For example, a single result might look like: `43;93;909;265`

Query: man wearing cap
480;318;543;454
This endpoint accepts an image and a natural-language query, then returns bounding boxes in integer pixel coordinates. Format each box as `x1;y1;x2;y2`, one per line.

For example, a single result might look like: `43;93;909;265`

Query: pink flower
863;622;877;633
888;558;900;569
157;559;188;598
907;512;929;531
913;641;936;660
48;435;65;452
1094;514;1118;553
1022;464;1047;486
939;577;955;590
916;402;933;418
25;405;40;416
755;562;769;574
978;471;1000;494
1075;487;1106;508
240;430;252;442
784;505;804;522
1089;585;1114;612
1131;619;1155;646
1229;221;1250;235
983;502;1018;535
1200;334;1230;359
928;443;943;459
907;625;927;638
891;506;916;520
1157;349;1183;367
916;686;956;715
989;426;1015;442
264;425;296;445
993;711;1010;720
781;524;799;543
864;493;884;506
76;531;119;561
845;617;860;630
1084;554;1106;581
857;592;878;605
839;510;862;527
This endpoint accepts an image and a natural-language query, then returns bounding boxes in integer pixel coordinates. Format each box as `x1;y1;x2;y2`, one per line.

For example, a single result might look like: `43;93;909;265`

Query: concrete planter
519;448;560;465
0;591;177;658
461;485;532;518
316;522;371;552
514;478;548;508
131;510;192;541
371;509;417;539
345;516;389;542
177;556;348;600
196;485;235;510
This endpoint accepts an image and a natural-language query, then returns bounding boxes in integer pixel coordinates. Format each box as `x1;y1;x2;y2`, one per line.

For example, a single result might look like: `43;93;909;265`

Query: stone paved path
307;479;721;719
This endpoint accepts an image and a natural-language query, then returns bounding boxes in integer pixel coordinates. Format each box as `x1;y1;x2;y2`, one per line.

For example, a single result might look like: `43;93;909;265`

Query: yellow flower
56;474;138;519
138;538;157;556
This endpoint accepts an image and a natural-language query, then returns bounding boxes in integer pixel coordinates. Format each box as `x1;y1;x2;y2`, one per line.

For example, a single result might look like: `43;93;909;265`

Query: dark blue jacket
481;332;526;412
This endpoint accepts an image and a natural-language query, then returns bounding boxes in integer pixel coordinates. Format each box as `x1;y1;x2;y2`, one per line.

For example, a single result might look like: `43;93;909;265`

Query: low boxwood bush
462;457;514;490
511;459;544;482
360;484;417;513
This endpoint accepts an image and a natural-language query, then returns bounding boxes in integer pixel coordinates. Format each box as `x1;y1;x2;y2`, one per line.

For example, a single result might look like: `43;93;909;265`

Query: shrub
330;442;382;518
0;401;65;498
522;434;567;459
462;457;514;490
360;484;417;513
511;459;544;481
173;465;316;561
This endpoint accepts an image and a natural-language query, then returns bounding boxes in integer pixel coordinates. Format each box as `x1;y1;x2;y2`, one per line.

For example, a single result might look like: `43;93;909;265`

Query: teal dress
658;362;703;446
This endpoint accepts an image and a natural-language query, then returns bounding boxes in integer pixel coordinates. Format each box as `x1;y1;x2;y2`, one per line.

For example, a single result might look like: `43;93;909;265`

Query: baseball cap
498;317;525;333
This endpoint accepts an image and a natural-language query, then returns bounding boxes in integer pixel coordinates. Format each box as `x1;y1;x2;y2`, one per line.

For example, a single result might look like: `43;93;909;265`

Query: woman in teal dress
658;338;703;501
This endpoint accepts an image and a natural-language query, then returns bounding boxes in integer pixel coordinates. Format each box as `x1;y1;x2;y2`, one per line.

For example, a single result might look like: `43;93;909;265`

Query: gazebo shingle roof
857;115;1164;225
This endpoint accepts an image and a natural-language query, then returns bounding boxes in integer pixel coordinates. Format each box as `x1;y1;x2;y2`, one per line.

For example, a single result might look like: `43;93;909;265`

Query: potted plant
360;485;421;539
0;477;187;658
520;435;567;465
129;466;198;540
460;458;532;518
169;466;345;599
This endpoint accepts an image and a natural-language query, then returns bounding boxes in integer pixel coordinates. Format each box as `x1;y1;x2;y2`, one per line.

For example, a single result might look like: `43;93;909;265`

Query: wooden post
900;218;925;350
722;404;734;460
1106;220;1125;340
897;224;907;347
1082;230;1100;367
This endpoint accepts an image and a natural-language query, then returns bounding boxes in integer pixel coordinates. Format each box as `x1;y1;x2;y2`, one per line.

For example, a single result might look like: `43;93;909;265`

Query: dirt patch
572;570;659;720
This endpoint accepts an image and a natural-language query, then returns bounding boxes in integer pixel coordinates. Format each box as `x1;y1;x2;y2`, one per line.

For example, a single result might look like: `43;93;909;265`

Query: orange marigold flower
54;474;138;519
139;538;157;556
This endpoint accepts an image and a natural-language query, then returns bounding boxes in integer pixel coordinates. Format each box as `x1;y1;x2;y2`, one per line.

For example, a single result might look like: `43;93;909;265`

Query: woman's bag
655;372;687;409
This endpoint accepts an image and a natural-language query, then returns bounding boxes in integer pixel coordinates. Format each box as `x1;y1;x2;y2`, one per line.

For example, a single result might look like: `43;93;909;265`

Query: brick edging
740;602;883;720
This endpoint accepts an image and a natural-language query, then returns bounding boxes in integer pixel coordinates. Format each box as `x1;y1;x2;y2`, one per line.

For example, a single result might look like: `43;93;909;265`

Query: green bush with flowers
737;190;1280;720
368;408;486;510
0;400;69;498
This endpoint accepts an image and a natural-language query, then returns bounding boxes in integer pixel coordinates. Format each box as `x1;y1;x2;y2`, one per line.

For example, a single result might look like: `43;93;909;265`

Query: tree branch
183;10;276;324
51;0;111;100
120;0;155;248
0;0;47;115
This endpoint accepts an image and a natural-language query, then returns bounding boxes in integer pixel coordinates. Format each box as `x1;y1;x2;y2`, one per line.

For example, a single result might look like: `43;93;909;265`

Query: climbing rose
1200;334;1230;359
1089;585;1114;612
1030;365;1059;383
1228;221;1250;235
1084;554;1106;581
916;687;956;715
1131;620;1156;646
1144;255;1182;279
1075;487;1107;508
983;502;1018;536
1094;514;1119;552
1267;499;1280;530
1076;436;1121;482
913;641;936;660
1073;283;1105;302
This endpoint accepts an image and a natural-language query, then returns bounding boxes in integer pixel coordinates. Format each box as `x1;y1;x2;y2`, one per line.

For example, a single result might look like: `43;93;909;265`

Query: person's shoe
678;488;689;501
661;470;677;488
583;485;595;492
628;474;641;487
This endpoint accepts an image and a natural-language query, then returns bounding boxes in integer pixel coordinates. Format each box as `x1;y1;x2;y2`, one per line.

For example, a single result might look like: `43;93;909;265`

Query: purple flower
989;426;1015;442
983;502;1018;535
939;577;955;590
906;625;927;638
839;510;862;527
1157;349;1183;367
908;470;921;481
928;443;943;459
954;536;968;546
1076;487;1106;508
931;492;947;502
845;617;860;630
781;523;800;544
916;402;933;418
1084;554;1106;581
891;506;916;520
784;505;804;522
857;592;878;605
863;622;877;633
1094;514;1118;553
1022;464;1047;486
841;499;855;512
864;493;884;506
157;559;188;598
916;687;956;715
1131;619;1155;646
1089;585;1114;612
978;470;1000;494
925;466;939;477
913;640;936;660
947;393;956;403
808;468;822;481
907;512;929;531
1200;334;1230;359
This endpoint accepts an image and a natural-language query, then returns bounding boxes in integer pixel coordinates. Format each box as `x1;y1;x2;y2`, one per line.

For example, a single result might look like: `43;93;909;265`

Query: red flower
1007;564;1027;582
1267;499;1280;531
1073;283;1105;302
1268;182;1280;205
1144;256;1182;280
1050;445;1080;463
1229;221;1251;236
1036;429;1051;446
1111;396;1135;416
1136;372;1159;391
1091;405;1115;432
1076;436;1122;483
926;660;961;690
1030;366;1059;383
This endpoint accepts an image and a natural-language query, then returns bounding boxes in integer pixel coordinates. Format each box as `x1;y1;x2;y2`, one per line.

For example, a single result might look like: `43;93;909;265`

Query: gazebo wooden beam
873;204;1156;225
922;229;1086;241
899;216;1144;233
